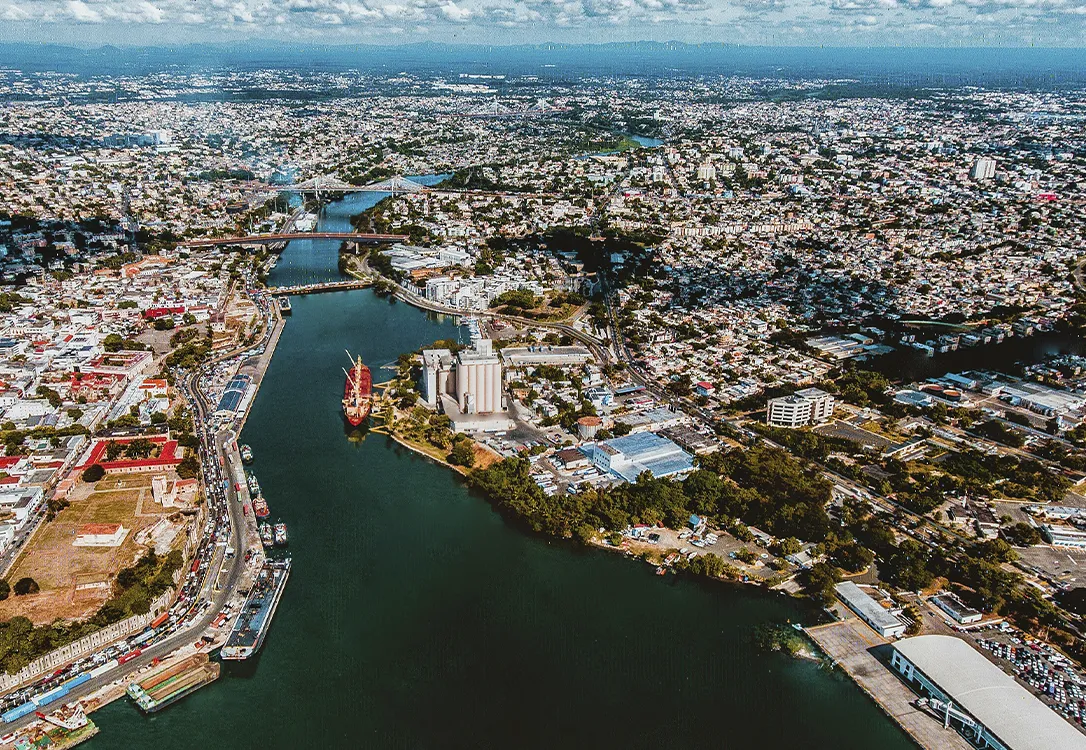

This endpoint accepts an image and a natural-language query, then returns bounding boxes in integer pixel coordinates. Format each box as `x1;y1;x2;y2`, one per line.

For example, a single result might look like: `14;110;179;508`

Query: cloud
0;0;1083;45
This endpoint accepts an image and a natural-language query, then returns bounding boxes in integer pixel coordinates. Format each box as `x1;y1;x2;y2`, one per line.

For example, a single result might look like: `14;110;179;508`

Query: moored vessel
240;444;254;464
342;351;373;426
259;522;274;548
253;496;270;519
274;522;288;546
221;558;291;660
278;297;292;315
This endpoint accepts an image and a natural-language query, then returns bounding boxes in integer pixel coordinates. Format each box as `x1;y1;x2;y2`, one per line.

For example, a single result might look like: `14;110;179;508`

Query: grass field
0;473;177;624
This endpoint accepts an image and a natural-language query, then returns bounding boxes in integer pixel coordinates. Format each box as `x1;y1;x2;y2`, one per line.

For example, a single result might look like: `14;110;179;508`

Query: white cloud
0;0;1081;45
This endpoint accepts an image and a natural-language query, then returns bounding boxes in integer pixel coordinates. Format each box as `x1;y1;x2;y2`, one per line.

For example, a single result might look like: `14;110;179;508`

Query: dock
805;619;974;750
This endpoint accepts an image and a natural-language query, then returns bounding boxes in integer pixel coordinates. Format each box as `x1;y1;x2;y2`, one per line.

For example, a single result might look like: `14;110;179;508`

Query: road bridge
268;279;373;296
180;232;409;248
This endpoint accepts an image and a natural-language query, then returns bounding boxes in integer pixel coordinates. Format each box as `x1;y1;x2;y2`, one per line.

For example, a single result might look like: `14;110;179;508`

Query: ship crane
35;704;89;731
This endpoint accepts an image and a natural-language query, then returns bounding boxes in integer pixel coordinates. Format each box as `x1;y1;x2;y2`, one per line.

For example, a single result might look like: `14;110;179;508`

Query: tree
800;562;841;606
1002;522;1043;547
81;464;105;483
0;580;8;601
449;439;476;467
176;455;200;479
13;577;39;596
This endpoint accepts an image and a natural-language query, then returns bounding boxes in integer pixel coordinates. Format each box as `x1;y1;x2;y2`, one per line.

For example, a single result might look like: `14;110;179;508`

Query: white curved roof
895;635;1086;750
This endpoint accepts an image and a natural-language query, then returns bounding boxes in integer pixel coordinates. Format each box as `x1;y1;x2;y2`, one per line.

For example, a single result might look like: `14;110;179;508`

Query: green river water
82;194;916;749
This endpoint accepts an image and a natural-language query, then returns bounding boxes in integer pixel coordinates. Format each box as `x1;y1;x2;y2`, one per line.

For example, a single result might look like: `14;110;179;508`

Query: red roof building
78;436;184;474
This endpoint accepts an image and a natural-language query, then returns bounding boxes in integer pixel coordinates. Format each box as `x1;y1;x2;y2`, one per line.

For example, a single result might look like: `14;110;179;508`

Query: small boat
253;496;270;519
240;444;253;464
246;473;261;497
655;566;666;576
273;522;288;547
259;523;274;548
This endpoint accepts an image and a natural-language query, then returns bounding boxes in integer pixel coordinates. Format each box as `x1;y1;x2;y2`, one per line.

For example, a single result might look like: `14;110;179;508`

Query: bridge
268;279;373;296
180;232;409;248
287;175;430;195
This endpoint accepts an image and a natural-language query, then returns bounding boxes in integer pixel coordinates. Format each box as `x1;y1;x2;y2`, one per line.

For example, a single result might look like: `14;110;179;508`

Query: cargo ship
274;522;288;546
259;522;274;548
221;558;291;660
127;653;220;714
253;495;270;519
342;351;373;426
240;444;253;464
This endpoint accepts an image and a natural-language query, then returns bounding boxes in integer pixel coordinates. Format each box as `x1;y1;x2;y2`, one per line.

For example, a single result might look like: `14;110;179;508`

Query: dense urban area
0;59;1084;750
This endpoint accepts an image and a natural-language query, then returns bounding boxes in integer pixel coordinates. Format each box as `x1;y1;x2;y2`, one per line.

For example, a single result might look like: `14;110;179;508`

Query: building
0;486;44;528
970;157;997;181
73;522;128;547
767;387;835;428
834;581;907;638
215;374;254;419
931;593;984;625
1041;524;1086;549
500;346;593;368
590;432;694;483
419;348;455;407
576;416;602;441
455;339;503;415
891;635;1086;750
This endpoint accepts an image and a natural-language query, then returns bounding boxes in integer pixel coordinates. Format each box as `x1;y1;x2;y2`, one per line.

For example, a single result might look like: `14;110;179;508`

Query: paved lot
806;619;974;750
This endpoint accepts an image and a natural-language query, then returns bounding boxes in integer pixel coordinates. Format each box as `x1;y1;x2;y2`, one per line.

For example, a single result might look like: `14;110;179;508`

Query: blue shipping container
2;701;36;723
31;685;68;707
64;672;91;689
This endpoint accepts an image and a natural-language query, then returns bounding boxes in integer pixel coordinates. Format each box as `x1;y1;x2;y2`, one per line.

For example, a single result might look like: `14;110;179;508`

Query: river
83;195;914;749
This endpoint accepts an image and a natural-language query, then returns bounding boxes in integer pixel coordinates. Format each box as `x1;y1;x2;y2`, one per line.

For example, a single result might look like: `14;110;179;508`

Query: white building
891;635;1086;750
73;522;129;547
970;156;997;181
420;348;455;407
455;339;503;415
834;581;907;638
767;387;835;428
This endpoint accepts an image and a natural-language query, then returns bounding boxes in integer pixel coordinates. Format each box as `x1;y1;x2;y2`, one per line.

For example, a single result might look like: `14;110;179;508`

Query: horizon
3;0;1086;50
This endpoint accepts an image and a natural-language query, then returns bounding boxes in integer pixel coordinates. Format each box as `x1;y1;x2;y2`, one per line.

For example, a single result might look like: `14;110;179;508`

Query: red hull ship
342;352;372;426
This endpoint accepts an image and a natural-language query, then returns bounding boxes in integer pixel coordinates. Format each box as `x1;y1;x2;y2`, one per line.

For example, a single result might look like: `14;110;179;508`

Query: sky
1;0;1085;47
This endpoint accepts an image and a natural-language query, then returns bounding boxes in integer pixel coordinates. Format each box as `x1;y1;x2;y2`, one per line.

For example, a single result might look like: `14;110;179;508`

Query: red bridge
180;232;409;248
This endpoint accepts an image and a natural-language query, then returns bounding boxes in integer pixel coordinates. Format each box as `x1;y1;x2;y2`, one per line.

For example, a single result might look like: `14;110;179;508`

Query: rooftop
895;634;1086;750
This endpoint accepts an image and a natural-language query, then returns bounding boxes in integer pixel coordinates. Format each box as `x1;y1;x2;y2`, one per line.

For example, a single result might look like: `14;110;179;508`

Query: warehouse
891;635;1086;750
834;581;907;638
590;432;693;483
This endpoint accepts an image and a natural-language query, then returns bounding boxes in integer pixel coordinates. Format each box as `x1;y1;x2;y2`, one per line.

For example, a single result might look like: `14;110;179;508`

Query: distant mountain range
2;41;1084;85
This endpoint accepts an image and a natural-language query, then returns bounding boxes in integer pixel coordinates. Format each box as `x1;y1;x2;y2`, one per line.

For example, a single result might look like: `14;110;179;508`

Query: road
1;283;279;731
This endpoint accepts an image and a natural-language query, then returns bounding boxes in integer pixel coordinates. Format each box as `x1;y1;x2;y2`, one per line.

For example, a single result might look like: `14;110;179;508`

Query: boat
273;522;288;546
246;473;261;497
342;351;373;426
259;523;274;548
277;297;292;316
253;496;270;519
127;653;220;714
240;444;253;464
655;566;666;576
221;558;291;660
